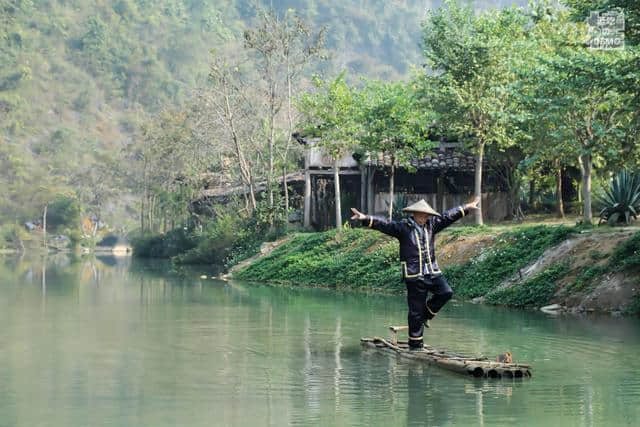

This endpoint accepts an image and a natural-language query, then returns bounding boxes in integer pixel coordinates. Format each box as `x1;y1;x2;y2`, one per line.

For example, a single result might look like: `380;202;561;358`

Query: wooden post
333;158;342;229
436;175;444;212
303;149;311;228
360;166;367;212
42;204;47;251
389;325;408;346
304;171;311;228
366;166;375;214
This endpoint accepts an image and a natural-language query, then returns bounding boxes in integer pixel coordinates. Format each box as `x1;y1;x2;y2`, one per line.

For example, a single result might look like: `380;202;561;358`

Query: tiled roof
199;172;304;199
364;143;481;171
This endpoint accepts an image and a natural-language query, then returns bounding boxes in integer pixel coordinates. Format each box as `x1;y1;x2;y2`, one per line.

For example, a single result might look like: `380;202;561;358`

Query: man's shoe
408;346;423;352
423;305;436;328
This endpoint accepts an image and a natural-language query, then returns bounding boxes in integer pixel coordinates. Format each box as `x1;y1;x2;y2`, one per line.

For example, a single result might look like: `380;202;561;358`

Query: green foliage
0;222;25;250
132;202;280;268
444;225;575;299
484;262;570;307
624;293;640;315
563;265;608;294
173;212;265;266
442;224;491;241
131;228;197;259
298;72;359;159
235;228;402;292
356;80;435;168
566;0;640;45
385;193;410;221
597;170;640;225
609;231;640;269
46;195;81;231
235;224;577;298
419;1;527;150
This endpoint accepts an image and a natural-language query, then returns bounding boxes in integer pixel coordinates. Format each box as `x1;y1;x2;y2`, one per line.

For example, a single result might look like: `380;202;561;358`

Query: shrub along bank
234;224;640;314
131;211;284;269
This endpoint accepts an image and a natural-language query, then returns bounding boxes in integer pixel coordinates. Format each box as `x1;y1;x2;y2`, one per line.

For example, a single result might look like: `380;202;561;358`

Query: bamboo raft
361;326;532;379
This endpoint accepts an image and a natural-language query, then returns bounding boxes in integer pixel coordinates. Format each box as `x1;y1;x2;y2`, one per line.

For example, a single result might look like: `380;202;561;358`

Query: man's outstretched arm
350;208;402;239
431;196;481;234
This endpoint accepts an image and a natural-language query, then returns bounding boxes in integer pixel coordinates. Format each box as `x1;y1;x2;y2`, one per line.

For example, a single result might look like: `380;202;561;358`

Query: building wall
374;191;509;223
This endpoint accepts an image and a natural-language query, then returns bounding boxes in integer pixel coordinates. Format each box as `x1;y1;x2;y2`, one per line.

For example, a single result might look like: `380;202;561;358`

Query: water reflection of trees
0;263;639;425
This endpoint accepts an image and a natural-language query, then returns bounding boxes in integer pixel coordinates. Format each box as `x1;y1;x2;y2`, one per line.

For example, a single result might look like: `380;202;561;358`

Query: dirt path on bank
223;235;294;278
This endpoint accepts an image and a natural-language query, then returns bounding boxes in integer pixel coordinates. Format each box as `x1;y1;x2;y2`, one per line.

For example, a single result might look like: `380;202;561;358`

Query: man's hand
350;208;367;221
465;196;481;210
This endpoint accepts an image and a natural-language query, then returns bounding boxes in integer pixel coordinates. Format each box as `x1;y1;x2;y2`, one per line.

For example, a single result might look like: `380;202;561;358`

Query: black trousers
406;275;453;348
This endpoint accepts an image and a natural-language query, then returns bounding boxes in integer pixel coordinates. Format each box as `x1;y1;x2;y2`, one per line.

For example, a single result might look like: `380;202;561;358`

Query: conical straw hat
402;199;441;217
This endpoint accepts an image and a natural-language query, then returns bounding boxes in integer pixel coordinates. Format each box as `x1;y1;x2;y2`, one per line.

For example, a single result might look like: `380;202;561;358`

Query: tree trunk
140;199;144;233
529;179;535;210
249;177;257;212
17;229;25;253
473;142;485;226
268;83;276;209
224;92;256;212
304;171;311;228
388;161;395;220
163;210;167;233
360;166;367;212
42;204;47;251
242;187;250;211
334;158;342;229
283;166;289;225
579;153;593;224
148;194;155;233
367;166;374;214
556;162;564;218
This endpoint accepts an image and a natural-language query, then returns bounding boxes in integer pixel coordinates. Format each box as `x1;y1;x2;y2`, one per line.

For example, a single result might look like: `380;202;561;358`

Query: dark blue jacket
362;206;469;280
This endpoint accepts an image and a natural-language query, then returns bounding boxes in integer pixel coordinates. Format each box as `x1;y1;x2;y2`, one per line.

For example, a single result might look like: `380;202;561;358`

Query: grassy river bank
232;224;640;315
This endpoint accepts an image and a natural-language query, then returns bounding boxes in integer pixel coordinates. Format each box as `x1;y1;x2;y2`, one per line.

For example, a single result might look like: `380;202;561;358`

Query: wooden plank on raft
389;326;408;345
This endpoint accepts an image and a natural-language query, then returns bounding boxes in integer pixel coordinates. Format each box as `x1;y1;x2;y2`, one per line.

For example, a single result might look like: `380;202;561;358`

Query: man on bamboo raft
351;197;481;351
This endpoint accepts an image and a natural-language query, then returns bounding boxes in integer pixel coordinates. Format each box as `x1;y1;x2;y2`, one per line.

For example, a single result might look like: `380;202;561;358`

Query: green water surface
0;255;639;426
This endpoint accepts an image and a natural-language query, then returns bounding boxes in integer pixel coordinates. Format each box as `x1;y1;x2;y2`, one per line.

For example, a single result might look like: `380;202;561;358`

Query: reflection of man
351;197;480;350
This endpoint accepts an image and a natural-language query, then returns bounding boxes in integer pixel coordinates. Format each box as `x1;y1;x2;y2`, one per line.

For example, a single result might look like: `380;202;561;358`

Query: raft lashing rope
361;327;532;379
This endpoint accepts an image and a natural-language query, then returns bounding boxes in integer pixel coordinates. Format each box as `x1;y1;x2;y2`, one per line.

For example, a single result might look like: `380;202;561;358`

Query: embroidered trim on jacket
413;230;423;276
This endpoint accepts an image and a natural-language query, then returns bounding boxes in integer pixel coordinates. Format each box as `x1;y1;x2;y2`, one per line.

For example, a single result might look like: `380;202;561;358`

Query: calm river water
0;255;639;426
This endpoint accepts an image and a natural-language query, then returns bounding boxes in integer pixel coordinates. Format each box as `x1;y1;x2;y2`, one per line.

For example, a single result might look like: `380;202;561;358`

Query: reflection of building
297;136;509;230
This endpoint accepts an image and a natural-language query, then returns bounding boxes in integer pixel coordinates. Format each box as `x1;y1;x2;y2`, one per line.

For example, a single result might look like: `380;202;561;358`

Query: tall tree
516;21;633;223
194;51;262;212
357;81;435;219
243;7;326;211
419;1;528;225
298;74;359;229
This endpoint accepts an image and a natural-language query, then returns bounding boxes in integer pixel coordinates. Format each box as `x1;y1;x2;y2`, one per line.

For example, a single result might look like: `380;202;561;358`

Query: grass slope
234;225;577;302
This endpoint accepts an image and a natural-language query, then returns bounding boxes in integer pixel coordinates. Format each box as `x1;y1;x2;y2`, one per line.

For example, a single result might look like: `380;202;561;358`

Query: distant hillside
0;0;527;226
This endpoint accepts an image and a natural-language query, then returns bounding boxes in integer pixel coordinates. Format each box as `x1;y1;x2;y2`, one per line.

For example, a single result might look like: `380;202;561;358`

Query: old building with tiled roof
298;137;507;230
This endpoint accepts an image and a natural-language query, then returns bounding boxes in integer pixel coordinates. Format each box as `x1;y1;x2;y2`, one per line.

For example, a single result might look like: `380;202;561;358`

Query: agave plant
597;171;640;225
385;193;410;220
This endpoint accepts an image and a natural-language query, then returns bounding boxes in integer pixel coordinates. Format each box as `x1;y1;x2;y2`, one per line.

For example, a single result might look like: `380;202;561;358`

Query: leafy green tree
565;0;640;164
566;0;639;45
509;3;580;218
517;36;634;222
46;194;81;231
298;73;359;228
419;1;528;225
357;80;435;219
